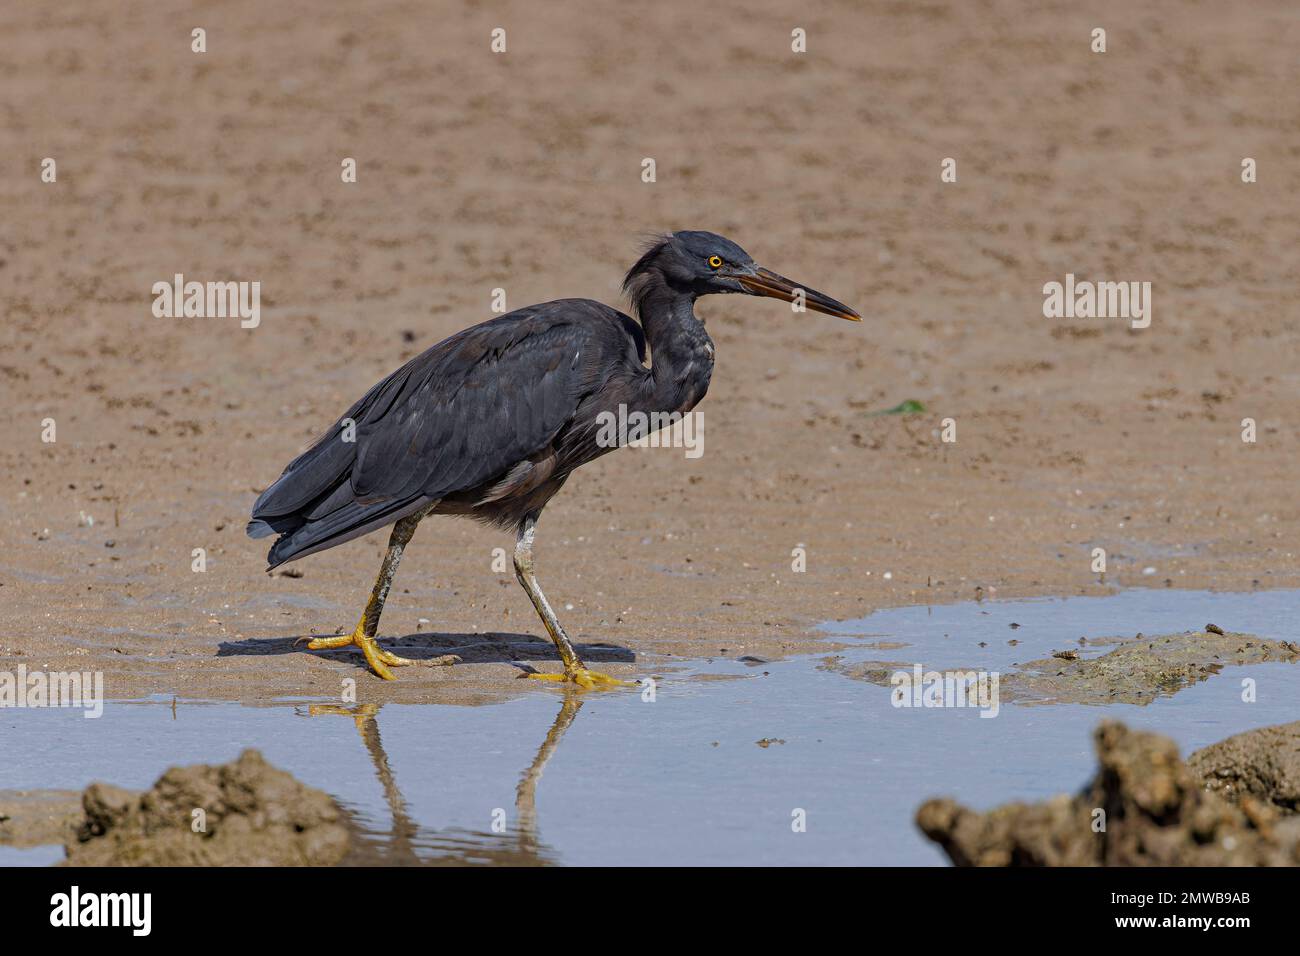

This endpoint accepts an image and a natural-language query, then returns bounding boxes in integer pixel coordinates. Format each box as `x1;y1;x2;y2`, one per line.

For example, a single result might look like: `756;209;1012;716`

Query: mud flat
822;629;1300;706
917;721;1300;866
5;1;1300;708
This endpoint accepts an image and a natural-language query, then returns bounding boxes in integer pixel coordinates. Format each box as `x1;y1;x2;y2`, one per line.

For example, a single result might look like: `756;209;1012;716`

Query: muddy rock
1188;721;1300;814
916;721;1300;866
0;790;84;849
64;749;349;866
825;631;1298;707
1005;631;1299;705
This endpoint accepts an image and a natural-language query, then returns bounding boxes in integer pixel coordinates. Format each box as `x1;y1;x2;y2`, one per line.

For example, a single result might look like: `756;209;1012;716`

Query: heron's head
623;230;861;321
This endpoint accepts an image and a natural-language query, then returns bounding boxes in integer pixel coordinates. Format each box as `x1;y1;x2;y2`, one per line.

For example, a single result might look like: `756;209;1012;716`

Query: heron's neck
634;281;714;411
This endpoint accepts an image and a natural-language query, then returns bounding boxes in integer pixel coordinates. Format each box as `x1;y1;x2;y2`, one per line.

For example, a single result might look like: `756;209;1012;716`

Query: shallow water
2;589;1297;865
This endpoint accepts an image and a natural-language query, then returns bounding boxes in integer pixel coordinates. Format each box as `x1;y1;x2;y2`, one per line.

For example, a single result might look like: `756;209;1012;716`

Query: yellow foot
526;668;635;690
304;629;456;681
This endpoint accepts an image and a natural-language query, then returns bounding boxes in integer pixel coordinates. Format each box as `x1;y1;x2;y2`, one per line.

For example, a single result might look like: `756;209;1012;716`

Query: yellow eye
707;255;723;269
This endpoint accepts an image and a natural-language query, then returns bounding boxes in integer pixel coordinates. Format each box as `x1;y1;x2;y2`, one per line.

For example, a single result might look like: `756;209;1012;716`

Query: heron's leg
304;511;456;680
513;514;632;689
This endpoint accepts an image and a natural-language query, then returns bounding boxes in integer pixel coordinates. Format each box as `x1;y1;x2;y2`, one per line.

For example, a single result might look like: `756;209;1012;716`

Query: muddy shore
3;0;1299;705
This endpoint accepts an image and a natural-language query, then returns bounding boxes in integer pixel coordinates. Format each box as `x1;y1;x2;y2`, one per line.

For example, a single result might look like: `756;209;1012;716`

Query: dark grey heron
248;231;860;686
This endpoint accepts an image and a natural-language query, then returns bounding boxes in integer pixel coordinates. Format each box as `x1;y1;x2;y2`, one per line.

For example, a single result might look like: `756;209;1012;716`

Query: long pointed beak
736;266;862;321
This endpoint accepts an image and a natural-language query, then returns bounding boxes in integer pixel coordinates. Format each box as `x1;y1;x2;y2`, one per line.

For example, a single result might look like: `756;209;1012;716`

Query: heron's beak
736;266;861;321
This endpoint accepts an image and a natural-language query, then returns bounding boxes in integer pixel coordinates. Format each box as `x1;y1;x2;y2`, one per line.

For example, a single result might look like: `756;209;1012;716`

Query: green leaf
869;399;927;417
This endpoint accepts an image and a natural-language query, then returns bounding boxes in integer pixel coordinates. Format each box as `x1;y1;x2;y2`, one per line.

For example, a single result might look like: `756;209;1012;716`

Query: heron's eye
707;255;723;269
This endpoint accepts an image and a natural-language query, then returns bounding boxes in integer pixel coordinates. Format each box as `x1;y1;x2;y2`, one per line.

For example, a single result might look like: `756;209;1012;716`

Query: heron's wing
249;300;630;568
351;305;601;503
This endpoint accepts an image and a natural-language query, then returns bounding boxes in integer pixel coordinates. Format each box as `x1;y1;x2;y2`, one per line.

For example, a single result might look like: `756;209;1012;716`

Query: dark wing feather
351;304;597;501
249;299;619;567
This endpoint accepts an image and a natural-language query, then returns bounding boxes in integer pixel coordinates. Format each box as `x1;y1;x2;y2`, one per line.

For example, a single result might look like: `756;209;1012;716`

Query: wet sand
2;1;1298;704
822;627;1300;705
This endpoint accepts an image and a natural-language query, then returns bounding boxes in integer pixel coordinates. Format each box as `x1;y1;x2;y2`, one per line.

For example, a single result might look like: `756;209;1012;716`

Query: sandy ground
2;0;1298;704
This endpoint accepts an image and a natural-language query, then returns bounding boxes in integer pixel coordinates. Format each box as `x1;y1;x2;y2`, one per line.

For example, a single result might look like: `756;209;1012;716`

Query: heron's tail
246;429;431;570
255;492;434;569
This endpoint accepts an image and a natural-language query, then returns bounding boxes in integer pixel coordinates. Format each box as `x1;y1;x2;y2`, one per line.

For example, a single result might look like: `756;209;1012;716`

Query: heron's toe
359;640;399;681
526;668;634;690
302;627;449;680
375;647;460;668
303;633;352;650
374;647;417;667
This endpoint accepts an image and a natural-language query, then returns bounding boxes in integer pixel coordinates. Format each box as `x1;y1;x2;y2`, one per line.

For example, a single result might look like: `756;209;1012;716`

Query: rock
825;631;1299;707
916;721;1300;866
1188;721;1300;813
1004;631;1299;705
64;749;349;866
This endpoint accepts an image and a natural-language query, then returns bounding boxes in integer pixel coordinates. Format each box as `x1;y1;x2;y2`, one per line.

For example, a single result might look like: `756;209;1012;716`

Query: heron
248;230;860;686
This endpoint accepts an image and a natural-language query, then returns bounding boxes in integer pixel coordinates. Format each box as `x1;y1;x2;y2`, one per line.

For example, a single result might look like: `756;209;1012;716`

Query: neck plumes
627;270;714;412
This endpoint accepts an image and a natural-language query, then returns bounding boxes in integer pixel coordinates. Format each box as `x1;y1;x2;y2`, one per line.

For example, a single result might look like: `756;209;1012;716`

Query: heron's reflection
303;694;583;865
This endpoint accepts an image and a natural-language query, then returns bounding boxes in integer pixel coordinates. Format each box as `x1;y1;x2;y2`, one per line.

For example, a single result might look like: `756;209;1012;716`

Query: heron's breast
676;350;714;414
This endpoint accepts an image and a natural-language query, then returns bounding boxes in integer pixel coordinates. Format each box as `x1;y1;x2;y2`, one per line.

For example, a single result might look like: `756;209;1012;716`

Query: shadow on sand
216;630;635;676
